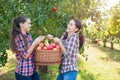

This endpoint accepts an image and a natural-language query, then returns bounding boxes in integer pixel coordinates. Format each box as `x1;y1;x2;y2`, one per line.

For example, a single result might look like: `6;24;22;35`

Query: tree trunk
103;38;107;47
38;65;48;73
110;36;114;50
103;41;106;47
110;42;114;50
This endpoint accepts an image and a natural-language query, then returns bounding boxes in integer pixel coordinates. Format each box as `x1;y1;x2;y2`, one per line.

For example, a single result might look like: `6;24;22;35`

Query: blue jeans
56;71;78;80
15;71;40;80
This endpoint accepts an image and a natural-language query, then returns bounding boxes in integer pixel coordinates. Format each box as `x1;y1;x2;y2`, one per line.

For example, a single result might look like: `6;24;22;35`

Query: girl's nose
30;24;31;27
67;24;69;28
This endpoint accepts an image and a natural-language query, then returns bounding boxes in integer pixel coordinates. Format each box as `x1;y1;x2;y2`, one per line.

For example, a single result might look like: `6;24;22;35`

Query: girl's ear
19;23;24;27
75;28;78;32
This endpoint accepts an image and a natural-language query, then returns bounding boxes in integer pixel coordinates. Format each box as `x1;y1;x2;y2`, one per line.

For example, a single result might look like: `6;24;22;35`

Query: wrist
59;41;62;46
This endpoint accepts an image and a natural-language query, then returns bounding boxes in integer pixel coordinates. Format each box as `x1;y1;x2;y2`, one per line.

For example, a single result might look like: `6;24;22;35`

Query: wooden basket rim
35;50;61;52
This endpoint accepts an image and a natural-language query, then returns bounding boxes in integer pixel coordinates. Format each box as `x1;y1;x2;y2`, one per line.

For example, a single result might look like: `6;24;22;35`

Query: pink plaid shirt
59;32;79;73
15;33;35;76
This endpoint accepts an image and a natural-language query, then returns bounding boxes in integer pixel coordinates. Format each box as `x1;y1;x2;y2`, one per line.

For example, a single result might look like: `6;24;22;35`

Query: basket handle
45;34;54;40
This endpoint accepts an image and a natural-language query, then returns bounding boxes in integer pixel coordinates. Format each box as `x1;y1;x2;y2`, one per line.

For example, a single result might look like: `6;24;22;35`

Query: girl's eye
29;23;31;24
70;24;72;26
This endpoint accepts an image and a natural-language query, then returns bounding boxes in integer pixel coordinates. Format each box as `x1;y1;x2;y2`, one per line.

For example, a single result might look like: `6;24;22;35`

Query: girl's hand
53;37;60;44
39;36;45;42
26;36;45;59
53;37;66;54
33;36;45;45
46;34;54;40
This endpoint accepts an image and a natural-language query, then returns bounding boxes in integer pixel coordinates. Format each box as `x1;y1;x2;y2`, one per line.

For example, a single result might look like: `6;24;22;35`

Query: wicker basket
34;50;61;65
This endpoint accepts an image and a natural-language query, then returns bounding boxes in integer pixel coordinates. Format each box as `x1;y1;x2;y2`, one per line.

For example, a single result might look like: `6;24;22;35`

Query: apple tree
105;3;120;49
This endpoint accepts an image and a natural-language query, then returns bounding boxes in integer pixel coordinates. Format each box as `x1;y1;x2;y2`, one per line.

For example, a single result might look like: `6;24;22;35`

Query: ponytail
63;32;68;40
79;31;84;49
10;18;21;52
10;15;29;52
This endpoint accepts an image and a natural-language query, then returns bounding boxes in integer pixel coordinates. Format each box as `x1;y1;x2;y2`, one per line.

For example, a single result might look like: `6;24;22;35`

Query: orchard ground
0;41;120;80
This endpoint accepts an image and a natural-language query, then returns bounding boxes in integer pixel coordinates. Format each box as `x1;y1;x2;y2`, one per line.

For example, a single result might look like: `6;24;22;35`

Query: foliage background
0;0;97;67
0;0;120;67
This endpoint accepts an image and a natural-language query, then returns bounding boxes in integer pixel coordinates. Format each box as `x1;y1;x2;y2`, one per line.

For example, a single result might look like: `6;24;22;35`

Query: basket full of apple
34;36;61;65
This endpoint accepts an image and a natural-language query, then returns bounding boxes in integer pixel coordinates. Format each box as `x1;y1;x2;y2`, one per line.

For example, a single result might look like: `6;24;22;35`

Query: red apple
39;43;45;48
50;43;56;48
95;39;99;44
52;7;57;12
56;45;61;50
53;48;57;50
37;46;42;51
42;46;47;50
47;45;54;50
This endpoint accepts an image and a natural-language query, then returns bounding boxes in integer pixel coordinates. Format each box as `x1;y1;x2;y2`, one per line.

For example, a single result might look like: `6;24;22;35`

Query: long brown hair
10;15;29;52
63;19;84;49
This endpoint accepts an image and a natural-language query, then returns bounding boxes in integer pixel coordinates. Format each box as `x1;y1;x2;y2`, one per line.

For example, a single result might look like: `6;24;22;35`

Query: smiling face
66;20;78;34
20;18;31;33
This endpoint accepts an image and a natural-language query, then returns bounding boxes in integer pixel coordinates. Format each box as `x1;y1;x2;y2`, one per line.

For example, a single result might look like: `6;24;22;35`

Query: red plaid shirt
15;33;35;76
59;32;79;73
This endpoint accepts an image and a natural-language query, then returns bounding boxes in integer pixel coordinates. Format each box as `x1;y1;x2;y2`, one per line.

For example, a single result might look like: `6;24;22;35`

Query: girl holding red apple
53;20;84;80
10;15;44;80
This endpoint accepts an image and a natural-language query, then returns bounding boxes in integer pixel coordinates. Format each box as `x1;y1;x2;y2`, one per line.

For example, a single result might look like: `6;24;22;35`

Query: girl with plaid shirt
10;15;44;80
54;20;84;80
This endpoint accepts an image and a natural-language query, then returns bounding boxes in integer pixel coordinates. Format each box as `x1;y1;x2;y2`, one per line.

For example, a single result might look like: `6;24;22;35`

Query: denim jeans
56;71;78;80
15;71;40;80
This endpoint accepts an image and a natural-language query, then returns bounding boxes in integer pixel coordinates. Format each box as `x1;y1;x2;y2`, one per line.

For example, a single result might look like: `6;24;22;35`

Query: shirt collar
21;32;28;37
68;33;76;38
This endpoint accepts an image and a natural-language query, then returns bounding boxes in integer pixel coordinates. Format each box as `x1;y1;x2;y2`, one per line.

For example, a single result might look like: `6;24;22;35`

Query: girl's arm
53;37;66;54
25;36;44;58
53;35;79;58
63;36;77;58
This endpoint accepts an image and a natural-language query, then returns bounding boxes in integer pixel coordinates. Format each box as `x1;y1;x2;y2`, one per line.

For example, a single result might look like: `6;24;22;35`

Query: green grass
0;42;120;80
80;42;120;80
39;65;59;80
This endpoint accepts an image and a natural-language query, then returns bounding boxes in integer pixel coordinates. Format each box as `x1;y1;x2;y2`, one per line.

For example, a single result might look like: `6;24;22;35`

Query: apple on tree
95;39;99;44
52;7;57;12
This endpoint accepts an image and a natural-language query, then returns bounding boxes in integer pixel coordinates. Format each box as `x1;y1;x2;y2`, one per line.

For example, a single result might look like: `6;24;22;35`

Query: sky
86;0;120;26
104;0;119;10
